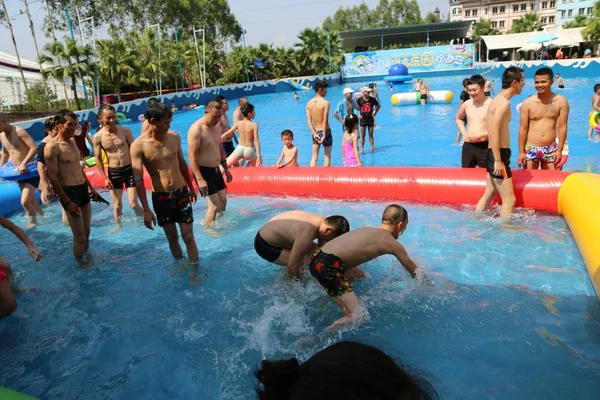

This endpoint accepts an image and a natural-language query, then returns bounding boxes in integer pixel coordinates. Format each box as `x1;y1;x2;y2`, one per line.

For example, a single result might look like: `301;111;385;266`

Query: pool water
1;198;599;399
121;71;600;172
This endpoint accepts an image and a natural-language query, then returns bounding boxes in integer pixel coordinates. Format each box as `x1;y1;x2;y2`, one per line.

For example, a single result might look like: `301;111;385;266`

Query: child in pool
341;114;362;167
276;130;298;168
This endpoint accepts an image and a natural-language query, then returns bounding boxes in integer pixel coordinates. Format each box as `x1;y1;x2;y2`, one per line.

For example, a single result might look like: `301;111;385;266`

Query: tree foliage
582;1;600;46
471;20;500;42
510;13;542;33
563;16;588;29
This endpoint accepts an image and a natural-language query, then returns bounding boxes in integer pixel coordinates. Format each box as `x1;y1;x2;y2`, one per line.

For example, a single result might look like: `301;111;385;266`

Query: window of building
492;6;498;13
578;8;584;15
568;9;573;16
465;9;471;17
541;17;547;24
542;1;547;8
499;21;505;28
588;7;593;14
473;9;478;16
513;4;519;11
550;1;555;7
500;6;506;13
452;8;456;15
491;21;498;28
561;10;566;17
520;3;527;11
549;15;555;23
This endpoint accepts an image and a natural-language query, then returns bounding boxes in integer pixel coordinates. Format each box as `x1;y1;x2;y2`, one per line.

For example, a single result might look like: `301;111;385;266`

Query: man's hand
41;188;54;204
18;163;27;175
189;189;197;204
143;210;157;230
197;178;209;197
493;160;504;176
27;245;42;261
517;152;526;168
225;170;233;183
256;157;263;167
104;178;114;189
553;151;563;165
358;161;363;167
66;201;81;217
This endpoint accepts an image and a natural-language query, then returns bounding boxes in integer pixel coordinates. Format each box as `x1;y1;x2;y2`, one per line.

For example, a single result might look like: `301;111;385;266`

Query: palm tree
97;39;137;103
583;2;600;49
510;13;542;33
40;41;72;108
295;27;337;75
1;0;29;93
470;20;500;43
563;15;588;28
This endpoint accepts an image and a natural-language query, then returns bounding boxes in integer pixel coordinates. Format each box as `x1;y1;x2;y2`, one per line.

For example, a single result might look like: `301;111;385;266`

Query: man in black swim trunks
475;67;525;219
45;109;103;260
216;95;237;158
254;210;350;278
306;80;333;166
131;102;199;263
356;86;379;153
0;112;43;225
93;105;143;228
188;101;233;226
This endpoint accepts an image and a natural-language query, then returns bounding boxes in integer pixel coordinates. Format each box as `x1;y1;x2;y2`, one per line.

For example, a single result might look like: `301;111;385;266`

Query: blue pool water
118;70;600;172
1;198;599;399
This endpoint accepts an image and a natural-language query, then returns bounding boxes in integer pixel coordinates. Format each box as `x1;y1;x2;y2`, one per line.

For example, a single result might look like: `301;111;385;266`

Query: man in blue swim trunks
306;80;332;166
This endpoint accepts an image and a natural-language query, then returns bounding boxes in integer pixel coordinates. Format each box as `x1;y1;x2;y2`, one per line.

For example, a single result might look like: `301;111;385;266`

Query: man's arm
555;98;569;161
333;102;343;124
306;104;318;140
124;127;135;148
92;132;111;187
373;98;380;115
221;123;239;141
286;228;315;278
391;240;417;278
187;126;206;194
455;102;468;137
44;142;81;217
130;140;155;229
593;95;600;112
0;216;41;261
489;102;509;176
0;142;8;168
517;101;530;167
15;128;38;168
175;134;196;202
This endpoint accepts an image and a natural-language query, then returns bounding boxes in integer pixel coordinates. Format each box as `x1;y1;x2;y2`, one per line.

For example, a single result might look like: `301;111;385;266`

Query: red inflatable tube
85;167;570;213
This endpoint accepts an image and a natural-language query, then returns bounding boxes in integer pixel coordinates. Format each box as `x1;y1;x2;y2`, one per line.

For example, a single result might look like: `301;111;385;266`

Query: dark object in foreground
90;192;110;205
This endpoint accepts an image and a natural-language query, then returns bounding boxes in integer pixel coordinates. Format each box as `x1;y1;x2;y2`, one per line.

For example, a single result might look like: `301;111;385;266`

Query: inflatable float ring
115;112;127;121
589;111;600;131
138;114;145;122
0;160;39;181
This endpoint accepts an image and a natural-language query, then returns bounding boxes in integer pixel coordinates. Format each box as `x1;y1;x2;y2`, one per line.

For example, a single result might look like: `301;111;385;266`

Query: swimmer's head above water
317;215;350;246
382;204;409;239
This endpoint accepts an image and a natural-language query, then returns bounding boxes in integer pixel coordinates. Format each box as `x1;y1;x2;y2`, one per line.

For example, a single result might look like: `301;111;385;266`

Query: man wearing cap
356;86;380;152
333;88;357;131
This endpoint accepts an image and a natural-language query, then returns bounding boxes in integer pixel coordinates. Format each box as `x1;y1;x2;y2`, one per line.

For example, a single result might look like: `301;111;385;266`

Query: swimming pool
1;197;599;399
117;70;600;172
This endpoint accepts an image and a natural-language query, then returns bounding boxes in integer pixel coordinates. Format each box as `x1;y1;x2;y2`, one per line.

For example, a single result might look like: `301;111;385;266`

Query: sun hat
360;86;372;92
343;88;354;95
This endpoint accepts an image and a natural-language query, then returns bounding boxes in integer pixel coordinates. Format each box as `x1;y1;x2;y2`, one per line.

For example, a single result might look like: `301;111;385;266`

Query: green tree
563;15;588;28
582;1;600;47
471;20;500;42
295;28;343;75
97;39;137;103
25;81;57;111
423;11;441;24
510;13;542;33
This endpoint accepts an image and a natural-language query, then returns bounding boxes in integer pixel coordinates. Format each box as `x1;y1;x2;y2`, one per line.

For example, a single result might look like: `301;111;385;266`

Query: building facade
556;0;596;27
449;0;559;32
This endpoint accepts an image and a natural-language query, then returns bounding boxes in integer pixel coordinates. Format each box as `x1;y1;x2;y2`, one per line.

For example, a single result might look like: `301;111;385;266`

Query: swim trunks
222;141;235;157
198;166;226;196
484;148;512;179
62;183;90;209
461;141;488;168
254;231;283;262
151;186;193;227
230;144;257;160
420;94;428;101
484;91;491;97
312;128;333;147
37;142;47;165
309;249;353;298
558;85;565;89
360;116;375;128
108;164;136;189
525;142;558;163
17;176;40;190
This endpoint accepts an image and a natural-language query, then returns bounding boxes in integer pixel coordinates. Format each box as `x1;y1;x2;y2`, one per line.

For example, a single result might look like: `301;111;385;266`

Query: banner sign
342;44;474;77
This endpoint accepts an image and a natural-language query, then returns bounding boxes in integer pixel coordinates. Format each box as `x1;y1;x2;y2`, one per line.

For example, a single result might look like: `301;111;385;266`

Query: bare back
132;132;185;192
464;98;491;141
521;93;567;146
188;116;222;168
259;211;324;249
0;126;36;165
306;96;330;131
487;95;512;148
235;119;258;147
97;126;134;167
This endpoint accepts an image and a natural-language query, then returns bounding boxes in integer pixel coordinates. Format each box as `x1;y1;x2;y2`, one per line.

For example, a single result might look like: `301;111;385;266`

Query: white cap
343;87;354;95
360;86;372;92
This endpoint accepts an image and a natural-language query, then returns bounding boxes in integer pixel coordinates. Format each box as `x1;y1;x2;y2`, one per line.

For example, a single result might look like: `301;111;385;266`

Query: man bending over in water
131;102;199;263
254;211;350;278
309;204;428;332
518;67;569;170
475;67;525;219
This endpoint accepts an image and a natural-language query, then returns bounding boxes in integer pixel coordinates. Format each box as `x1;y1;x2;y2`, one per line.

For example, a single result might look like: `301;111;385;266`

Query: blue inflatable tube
384;75;413;84
0;160;38;181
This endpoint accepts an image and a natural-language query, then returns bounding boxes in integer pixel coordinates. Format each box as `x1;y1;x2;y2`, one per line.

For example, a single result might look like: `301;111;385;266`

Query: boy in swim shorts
308;205;430;332
306;80;332;166
222;103;262;167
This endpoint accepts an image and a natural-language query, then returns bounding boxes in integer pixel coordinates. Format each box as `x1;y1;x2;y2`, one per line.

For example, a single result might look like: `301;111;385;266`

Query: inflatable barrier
384;75;413;84
391;91;453;106
0;160;38;181
286;78;310;90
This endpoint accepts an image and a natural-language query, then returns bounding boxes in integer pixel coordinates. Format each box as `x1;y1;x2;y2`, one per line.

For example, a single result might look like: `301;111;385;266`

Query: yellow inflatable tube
589;111;600;130
558;173;600;299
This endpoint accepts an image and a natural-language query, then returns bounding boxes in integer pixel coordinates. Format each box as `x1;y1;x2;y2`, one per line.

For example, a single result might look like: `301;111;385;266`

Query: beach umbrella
528;32;558;44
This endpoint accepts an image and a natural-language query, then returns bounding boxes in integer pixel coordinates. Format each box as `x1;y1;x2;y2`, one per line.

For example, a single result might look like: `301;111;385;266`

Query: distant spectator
333;87;357;132
255;341;438;400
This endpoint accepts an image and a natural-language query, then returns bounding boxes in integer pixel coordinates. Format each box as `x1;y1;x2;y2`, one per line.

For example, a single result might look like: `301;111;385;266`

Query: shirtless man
419;80;430;105
484;79;494;97
555;73;565;89
254;211;350;278
93;105;143;226
0;216;42;318
306;80;332;167
456;75;492;168
45;109;103;260
188;101;233;225
222;103;262;167
517;68;569;170
475;67;525;219
233;97;249;123
587;84;600;141
0;113;43;223
37;117;58;204
215;95;236;158
140;97;161;136
130;102;199;263
308;204;428;331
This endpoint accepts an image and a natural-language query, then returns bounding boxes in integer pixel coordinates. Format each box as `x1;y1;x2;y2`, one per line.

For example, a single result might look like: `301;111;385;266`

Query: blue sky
1;0;449;61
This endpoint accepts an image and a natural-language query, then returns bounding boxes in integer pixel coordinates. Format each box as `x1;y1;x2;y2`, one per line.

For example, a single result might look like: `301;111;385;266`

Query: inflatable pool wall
391;91;454;106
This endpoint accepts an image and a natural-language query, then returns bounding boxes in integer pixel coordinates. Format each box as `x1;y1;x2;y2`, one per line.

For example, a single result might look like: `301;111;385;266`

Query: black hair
368;83;375;88
382;204;408;225
205;100;222;110
313;80;328;93
147;97;161;107
255;341;437;400
214;95;227;105
98;104;115;115
594;84;600;92
501;66;524;89
44;117;55;136
54;109;78;124
462;78;470;88
281;129;293;139
535;67;554;79
241;103;255;117
344;114;359;133
323;215;350;237
467;75;486;88
144;102;172;122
